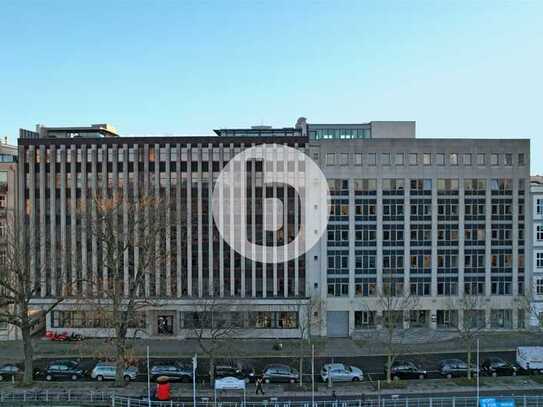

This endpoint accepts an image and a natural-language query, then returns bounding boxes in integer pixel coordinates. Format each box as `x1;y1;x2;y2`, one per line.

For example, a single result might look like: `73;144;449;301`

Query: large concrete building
16;120;531;338
0;141;19;340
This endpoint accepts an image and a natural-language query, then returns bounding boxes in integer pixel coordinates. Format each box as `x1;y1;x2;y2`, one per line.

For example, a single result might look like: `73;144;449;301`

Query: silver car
91;363;138;382
321;363;363;382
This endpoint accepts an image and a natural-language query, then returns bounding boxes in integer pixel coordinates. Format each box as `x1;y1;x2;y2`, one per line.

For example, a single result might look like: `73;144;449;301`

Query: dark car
215;362;256;382
439;359;478;378
262;364;299;384
481;357;518;377
150;363;192;382
0;364;22;381
44;360;85;381
388;360;427;380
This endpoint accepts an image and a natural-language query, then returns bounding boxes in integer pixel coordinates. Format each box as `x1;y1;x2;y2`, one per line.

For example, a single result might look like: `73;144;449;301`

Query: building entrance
157;315;174;335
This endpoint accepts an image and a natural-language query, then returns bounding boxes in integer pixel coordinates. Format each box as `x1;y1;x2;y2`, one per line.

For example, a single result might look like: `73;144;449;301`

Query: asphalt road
17;350;520;383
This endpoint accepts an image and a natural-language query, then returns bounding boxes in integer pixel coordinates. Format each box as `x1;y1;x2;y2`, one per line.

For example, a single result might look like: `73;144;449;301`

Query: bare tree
0;214;62;385
447;295;487;379
186;295;241;385
377;272;418;383
293;297;322;387
80;193;167;386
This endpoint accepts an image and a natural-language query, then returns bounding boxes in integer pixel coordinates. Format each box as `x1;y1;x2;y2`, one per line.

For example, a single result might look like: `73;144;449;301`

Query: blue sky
1;1;541;173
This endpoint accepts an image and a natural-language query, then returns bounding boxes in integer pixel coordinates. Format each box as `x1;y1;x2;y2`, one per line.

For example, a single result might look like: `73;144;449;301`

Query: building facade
17;120;531;338
0;141;19;340
530;176;543;326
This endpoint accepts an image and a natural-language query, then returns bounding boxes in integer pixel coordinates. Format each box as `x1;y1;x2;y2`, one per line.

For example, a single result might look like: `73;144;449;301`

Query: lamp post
476;338;480;406
312;344;315;407
147;346;151;407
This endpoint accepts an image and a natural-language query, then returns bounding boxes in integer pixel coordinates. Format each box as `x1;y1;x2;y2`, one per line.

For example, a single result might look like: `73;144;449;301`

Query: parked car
481;357;517;377
215;362;256;382
439;359;478;378
44;360;85;381
321;363;363;382
262;364;299;384
387;360;427;380
516;347;543;374
150;363;192;382
0;364;22;381
91;362;138;381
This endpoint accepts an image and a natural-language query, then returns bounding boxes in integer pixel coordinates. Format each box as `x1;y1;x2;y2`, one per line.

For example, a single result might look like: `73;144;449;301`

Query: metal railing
110;396;543;407
0;389;112;404
1;393;543;407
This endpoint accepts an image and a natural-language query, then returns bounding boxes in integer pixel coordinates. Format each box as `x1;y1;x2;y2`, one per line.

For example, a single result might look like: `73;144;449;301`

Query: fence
110;396;543;407
3;393;543;407
0;390;112;405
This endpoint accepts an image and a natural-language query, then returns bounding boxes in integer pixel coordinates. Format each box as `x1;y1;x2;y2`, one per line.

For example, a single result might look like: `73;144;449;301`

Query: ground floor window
409;310;429;328
464;309;486;329
490;309;513;329
436;310;458;329
354;311;376;329
51;310;146;329
179;311;298;330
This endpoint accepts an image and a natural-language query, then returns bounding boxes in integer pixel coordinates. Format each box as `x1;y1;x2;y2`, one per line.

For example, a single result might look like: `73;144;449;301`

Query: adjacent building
16;120;532;338
0;140;18;340
530;176;543;326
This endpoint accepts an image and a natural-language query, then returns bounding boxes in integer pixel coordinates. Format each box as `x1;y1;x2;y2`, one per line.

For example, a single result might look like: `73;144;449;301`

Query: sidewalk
2;376;543;398
1;331;543;361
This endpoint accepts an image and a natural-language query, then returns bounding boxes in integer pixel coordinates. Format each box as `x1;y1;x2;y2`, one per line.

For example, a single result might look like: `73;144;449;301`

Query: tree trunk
209;357;215;386
21;322;33;386
115;324;127;387
299;338;304;387
386;353;392;383
467;344;472;380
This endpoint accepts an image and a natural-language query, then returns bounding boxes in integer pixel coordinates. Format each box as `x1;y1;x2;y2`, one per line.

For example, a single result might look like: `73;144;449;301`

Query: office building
17;120;531;338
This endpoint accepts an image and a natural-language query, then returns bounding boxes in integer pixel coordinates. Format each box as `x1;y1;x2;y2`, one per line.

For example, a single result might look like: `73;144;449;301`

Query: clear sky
1;1;541;173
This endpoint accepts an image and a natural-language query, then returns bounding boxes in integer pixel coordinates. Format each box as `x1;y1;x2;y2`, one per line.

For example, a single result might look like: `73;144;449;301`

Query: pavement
1;331;543;361
2;376;543;400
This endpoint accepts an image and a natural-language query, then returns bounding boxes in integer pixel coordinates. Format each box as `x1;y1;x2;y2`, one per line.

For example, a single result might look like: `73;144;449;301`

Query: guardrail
110;396;543;407
0;390;112;405
2;393;543;407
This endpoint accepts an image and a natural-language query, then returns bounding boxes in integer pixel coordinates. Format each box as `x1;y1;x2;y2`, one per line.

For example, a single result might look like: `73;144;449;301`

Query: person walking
256;376;265;395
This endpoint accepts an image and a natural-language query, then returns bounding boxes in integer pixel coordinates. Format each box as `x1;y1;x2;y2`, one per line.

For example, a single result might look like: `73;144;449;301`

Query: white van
516;347;543;373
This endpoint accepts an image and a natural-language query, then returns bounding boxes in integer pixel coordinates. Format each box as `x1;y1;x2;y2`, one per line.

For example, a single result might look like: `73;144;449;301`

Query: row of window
179;311;298;329
325;152;526;167
328;178;523;193
354;309;522;330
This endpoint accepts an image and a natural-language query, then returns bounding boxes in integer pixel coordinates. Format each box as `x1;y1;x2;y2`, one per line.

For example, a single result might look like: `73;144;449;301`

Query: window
537;253;543;268
491;153;499;166
449;153;458;165
326;153;335;166
477;153;485;166
354;311;376;329
339;153;349;165
490;309;512;329
536;278;543;295
504;153;512;166
367;153;376;166
423;153;431;165
437;310;458;329
381;153;391;166
354;153;362;165
537;199;543;216
395;153;404;166
463;153;472;166
518;153;525;166
537;225;543;242
408;153;418;166
435;153;444;165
